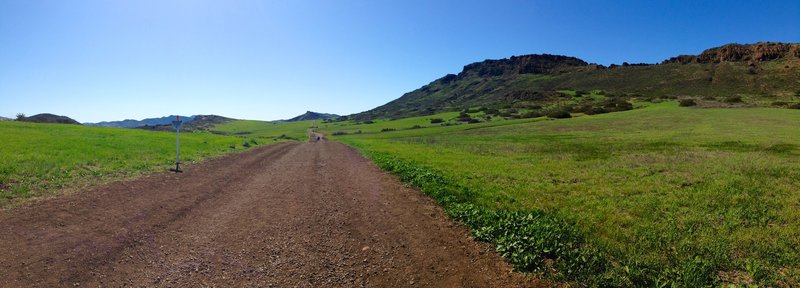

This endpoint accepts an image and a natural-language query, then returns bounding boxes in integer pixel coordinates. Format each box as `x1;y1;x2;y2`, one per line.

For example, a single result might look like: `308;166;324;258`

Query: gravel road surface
0;140;544;287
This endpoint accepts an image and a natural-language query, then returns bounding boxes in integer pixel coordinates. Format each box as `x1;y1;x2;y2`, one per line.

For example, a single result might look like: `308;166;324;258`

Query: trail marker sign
170;115;183;173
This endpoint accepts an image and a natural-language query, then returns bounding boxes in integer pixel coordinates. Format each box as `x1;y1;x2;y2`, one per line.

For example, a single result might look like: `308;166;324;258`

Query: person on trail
317;136;321;142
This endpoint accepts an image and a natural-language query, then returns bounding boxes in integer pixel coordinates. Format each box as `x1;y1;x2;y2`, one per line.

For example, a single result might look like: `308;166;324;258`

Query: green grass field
0;121;262;206
211;119;313;140
320;102;800;286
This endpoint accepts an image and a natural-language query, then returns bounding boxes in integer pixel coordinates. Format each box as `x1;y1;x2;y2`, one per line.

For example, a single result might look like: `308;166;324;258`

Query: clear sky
1;0;798;122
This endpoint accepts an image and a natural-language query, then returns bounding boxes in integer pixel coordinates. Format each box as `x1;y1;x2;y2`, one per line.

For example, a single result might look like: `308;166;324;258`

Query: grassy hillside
210;119;314;140
358;44;800;120
321;102;800;286
0;121;262;206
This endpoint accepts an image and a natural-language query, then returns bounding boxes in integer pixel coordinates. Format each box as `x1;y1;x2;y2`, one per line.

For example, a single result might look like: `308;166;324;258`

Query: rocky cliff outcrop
663;42;800;64
459;54;589;77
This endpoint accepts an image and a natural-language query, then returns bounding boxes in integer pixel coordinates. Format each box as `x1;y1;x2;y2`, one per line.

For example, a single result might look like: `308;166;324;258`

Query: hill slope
137;115;235;132
357;42;800;119
85;115;196;128
18;113;81;125
284;111;340;122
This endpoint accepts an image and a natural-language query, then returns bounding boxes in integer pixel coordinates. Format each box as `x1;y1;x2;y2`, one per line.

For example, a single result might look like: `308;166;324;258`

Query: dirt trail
0;141;544;287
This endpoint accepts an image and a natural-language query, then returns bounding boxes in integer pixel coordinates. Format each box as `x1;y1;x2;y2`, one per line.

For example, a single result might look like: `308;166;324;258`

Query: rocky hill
18;113;81;125
356;42;800;120
284;111;340;122
664;42;800;64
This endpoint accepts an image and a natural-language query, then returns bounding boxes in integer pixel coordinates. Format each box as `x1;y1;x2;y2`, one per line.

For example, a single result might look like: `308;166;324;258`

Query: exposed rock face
663;42;800;64
459;54;588;77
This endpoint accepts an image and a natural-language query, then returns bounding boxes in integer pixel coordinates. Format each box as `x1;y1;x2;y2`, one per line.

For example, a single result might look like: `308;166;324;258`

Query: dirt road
0;141;543;287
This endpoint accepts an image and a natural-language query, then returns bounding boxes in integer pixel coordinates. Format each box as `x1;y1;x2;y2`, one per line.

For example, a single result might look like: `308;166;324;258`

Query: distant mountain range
136;115;235;132
85;115;196;128
0;116;11;121
282;111;340;122
356;42;800;120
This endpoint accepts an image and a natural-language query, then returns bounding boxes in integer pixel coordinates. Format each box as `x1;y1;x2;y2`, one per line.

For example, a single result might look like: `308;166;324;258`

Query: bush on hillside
771;101;788;107
788;103;800;109
679;99;697;107
724;96;743;103
380;128;396;132
430;118;444;124
332;131;348;136
547;110;572;119
520;111;543;118
484;108;500;115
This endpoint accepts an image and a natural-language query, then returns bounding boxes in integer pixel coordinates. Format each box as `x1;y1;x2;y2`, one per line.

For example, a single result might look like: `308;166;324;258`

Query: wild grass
211;119;313;140
0;121;257;206
322;102;800;286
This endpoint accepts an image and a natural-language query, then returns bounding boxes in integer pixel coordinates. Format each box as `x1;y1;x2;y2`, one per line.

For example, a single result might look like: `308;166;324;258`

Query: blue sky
1;0;798;122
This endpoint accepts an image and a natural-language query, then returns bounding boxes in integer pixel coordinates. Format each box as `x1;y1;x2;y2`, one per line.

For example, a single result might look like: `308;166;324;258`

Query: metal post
170;115;183;173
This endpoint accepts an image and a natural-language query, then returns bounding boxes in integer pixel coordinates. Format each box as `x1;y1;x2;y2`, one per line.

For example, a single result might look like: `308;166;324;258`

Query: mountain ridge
283;111;340;122
85;115;196;128
355;42;800;120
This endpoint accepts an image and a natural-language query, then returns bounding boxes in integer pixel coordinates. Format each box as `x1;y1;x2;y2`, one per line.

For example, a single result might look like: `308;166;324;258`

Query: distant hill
284;111;340;122
137;115;235;132
85;115;196;128
355;42;800;120
0;116;10;121
18;113;81;125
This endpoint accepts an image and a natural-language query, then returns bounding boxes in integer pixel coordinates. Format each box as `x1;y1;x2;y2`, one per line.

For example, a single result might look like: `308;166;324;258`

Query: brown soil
0;141;546;287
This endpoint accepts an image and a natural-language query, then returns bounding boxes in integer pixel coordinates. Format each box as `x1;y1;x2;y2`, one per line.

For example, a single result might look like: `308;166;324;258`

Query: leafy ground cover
322;102;800;286
0;121;260;206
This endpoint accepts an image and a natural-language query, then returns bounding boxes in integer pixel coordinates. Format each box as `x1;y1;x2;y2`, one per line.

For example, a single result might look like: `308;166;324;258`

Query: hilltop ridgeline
456;54;589;78
355;42;800;120
17;113;81;125
283;111;340;122
664;42;800;64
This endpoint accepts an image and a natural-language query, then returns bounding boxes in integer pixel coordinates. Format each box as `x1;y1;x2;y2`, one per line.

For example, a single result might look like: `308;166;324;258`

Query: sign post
170;115;183;173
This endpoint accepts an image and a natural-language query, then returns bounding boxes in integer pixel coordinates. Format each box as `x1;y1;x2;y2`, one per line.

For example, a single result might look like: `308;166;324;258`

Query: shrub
520;111;542;118
354;130;362;134
332;131;348;136
679;99;697;107
724;96;743;103
771;101;788;107
702;95;716;100
484;108;500;115
788;103;800;109
467;118;481;124
457;115;473;122
409;125;423;129
362;120;375;124
242;141;251;148
15;113;25;121
380;128;396;132
584;107;609;115
528;104;543;110
547;110;572;119
430;118;444;124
